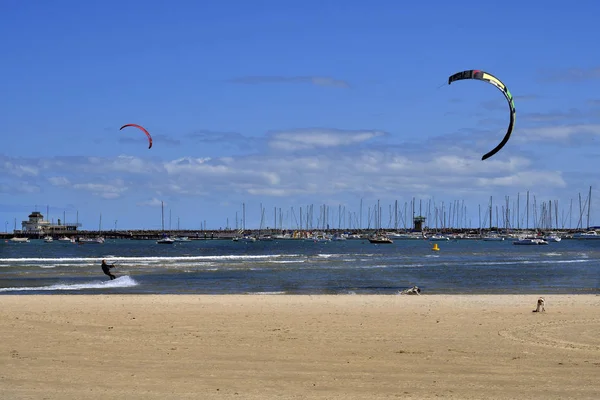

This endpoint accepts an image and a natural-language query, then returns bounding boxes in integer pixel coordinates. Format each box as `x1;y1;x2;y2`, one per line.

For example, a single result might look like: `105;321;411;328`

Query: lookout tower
413;216;426;232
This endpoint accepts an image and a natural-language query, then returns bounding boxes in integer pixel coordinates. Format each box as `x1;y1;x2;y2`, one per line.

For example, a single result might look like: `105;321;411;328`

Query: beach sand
1;295;599;399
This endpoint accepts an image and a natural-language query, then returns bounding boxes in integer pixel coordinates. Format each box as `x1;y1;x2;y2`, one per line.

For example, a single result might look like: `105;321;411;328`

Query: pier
0;228;592;241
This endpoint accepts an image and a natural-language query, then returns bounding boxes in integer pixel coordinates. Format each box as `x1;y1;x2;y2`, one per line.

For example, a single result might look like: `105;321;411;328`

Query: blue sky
2;0;600;231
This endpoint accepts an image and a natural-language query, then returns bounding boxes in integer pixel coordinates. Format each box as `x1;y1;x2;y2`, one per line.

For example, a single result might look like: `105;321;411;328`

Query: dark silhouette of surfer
101;259;116;280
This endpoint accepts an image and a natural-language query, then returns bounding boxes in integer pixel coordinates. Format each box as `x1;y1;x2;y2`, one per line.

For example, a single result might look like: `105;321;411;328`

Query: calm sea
1;238;599;295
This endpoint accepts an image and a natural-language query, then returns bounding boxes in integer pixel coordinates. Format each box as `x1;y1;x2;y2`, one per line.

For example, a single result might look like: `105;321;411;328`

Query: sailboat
157;201;174;244
77;214;105;244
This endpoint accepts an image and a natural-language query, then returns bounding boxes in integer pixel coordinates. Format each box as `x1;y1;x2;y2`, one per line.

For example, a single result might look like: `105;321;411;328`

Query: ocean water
0;238;599;295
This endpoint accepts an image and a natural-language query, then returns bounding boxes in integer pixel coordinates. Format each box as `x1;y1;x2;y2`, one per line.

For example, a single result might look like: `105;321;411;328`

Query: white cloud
476;171;566;188
109;155;157;174
0;143;567;203
136;197;164;207
517;124;600;142
228;76;350;88
0;124;589;228
72;179;128;199
543;66;600;82
268;129;386;151
48;176;71;187
16;182;41;194
1;160;39;177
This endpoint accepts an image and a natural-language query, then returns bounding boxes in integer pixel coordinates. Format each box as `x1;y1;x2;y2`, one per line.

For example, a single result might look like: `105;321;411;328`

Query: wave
0;254;305;263
0;276;138;292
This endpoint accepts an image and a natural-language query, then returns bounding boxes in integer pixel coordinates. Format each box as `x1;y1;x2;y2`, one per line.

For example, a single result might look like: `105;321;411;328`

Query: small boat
309;234;331;243
58;236;72;242
345;234;363;240
272;233;293;240
543;234;562;242
258;235;274;241
386;233;423;240
482;234;505;241
173;236;191;242
156;201;174;244
513;237;548;245
43;236;54;243
10;237;30;243
368;235;393;244
331;234;347;241
429;234;450;241
77;237;105;244
573;231;600;239
157;236;175;244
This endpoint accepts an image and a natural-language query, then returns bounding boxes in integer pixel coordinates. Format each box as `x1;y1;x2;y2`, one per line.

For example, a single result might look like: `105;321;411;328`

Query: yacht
157;236;175;244
573;231;600;239
513;237;548;245
386;232;423;240
368;235;393;244
482;233;505;241
10;237;30;243
272;233;293;240
429;234;450;241
77;237;105;244
543;234;562;242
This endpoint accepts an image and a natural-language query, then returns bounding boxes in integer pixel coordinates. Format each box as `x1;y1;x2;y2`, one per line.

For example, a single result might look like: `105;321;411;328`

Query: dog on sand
532;297;545;312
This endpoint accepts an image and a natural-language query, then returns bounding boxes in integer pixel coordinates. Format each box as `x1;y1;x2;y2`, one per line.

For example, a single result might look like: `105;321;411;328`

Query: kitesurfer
101;259;116;280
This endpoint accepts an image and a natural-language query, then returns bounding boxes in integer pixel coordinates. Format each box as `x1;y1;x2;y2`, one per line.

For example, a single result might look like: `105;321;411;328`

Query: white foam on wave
316;254;337;258
469;258;593;267
522;259;590;265
0;275;138;292
0;254;304;263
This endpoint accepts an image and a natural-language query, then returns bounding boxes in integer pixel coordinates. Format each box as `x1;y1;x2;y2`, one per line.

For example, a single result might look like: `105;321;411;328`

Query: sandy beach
1;295;599;399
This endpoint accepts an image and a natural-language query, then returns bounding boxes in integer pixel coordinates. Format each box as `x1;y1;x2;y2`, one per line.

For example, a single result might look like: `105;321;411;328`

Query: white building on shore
20;211;80;234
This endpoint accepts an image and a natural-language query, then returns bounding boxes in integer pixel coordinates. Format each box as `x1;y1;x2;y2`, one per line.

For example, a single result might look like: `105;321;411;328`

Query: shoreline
2;294;599;399
2;227;596;241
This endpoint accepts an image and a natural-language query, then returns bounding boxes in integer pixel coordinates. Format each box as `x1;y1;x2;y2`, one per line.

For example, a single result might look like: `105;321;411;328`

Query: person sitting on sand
101;259;116;280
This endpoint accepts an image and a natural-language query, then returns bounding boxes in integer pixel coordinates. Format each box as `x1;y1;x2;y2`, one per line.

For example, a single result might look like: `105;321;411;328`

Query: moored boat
77;237;105;244
573;231;600;239
513;237;548;245
10;237;30;243
429;234;450;241
368;235;393;244
157;236;175;244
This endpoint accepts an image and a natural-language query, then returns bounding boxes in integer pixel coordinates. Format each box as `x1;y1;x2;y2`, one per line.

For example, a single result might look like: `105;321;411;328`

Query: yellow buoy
432;243;440;251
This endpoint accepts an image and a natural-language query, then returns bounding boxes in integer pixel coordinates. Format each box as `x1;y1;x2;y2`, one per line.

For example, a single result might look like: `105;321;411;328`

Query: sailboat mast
587;186;592;230
526;191;529;230
161;201;165;231
489;196;492;230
